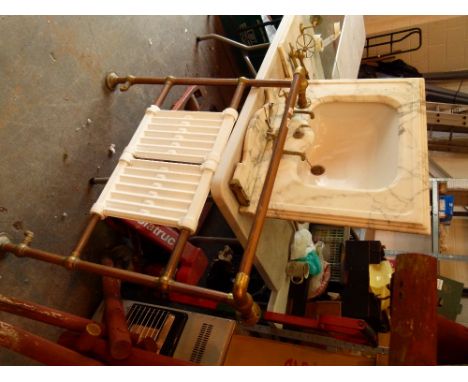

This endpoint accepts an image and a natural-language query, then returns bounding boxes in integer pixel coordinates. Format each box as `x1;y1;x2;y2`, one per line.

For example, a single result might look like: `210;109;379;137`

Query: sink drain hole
310;165;325;176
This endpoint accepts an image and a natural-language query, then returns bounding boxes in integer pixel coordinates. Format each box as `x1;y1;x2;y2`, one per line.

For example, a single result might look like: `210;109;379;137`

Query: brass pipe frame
0;71;309;326
64;213;101;270
105;72;293;92
160;229;191;292
0;242;231;305
232;68;306;322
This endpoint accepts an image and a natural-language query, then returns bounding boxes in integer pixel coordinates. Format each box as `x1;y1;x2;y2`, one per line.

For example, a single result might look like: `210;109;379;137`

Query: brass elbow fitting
16;231;35;258
232;272;261;326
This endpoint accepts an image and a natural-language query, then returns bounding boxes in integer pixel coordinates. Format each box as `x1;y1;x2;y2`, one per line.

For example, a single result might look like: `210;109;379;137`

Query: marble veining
231;78;431;234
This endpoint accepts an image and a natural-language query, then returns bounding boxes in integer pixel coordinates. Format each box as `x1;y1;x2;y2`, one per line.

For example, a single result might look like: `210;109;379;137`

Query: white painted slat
91;106;238;232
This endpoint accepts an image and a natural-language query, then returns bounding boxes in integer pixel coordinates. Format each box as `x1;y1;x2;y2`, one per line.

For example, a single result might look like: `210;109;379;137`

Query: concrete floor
0;15;239;365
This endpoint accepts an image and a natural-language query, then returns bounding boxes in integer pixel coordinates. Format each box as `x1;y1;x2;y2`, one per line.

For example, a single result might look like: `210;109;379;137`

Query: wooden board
223;335;375;366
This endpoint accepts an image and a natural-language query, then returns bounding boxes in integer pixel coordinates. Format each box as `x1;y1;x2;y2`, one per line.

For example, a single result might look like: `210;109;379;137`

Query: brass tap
295;66;310;109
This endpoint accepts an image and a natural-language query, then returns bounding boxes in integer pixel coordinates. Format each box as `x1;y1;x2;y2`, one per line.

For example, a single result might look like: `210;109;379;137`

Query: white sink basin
299;101;400;190
231;78;431;234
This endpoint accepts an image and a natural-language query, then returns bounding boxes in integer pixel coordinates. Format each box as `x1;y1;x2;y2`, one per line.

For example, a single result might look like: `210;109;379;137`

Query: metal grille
125;303;186;356
189;323;213;364
311;225;349;282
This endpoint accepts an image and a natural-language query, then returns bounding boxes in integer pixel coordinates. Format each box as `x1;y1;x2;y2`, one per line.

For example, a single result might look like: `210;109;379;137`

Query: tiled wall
364;16;468;74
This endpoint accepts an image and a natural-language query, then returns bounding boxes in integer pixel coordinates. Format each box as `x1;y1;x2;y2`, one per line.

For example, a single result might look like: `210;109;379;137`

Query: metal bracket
243;324;388;356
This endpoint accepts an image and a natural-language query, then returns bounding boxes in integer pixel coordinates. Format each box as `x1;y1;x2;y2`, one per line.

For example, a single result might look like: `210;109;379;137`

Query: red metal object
168;292;219;311
170;84;202;111
263;311;376;345
58;331;196;366
437;314;468;365
121;219;208;285
389;253;437;365
0;293;103;334
102;257;133;360
0;320;103;366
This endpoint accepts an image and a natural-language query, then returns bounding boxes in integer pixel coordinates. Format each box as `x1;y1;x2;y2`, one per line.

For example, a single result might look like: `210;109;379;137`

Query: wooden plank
390;253;437;365
224;335;375;366
439;218;468;286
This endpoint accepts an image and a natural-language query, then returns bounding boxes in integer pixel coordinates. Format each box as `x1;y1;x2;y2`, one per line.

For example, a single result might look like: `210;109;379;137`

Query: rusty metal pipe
0;320;103;366
65;213;101;269
160;229;191;289
102;257;132;360
0;293;103;333
58;331;195;366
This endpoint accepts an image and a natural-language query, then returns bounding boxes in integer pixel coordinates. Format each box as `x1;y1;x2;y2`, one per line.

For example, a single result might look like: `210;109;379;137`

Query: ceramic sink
231;78;431;234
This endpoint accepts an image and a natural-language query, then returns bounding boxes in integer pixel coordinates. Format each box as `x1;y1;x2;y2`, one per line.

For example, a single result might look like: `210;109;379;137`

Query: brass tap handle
295;66;310;109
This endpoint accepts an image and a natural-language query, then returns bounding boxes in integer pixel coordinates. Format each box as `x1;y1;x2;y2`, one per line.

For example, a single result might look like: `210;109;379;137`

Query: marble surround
232;78;431;235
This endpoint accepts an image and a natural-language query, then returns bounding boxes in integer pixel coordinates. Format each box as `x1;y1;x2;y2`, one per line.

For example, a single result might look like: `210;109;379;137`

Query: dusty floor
0;15;240;365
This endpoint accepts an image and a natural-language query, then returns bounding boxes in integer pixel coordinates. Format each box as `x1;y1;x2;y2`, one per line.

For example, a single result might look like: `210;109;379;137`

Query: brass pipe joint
240;301;262;326
63;252;80;270
238;76;248;84
165;75;175;85
231;272;261;326
119;75;136;92
15;231;34;257
105;72;139;92
158;276;170;294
